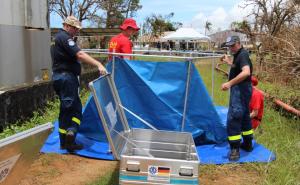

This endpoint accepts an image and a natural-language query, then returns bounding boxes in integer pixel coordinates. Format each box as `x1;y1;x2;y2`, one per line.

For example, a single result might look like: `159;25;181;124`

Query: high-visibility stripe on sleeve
242;129;254;136
59;128;67;134
72;117;81;125
228;135;241;141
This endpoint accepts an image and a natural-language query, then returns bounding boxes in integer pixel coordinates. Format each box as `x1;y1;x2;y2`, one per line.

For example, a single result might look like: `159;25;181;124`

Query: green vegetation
1;57;299;185
196;59;300;185
86;169;119;185
0;88;90;140
85;58;299;185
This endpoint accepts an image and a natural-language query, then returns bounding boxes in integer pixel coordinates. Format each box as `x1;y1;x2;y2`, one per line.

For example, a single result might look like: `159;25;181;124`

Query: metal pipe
112;50;115;81
110;127;154;158
84;48;222;56
107;76;130;131
181;60;192;131
118;103;158;130
211;51;215;101
89;81;118;159
83;50;222;60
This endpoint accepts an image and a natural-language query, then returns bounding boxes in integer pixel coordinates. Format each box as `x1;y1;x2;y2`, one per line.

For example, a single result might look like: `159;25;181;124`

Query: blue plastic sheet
41;58;275;164
41;114;276;164
79;58;227;144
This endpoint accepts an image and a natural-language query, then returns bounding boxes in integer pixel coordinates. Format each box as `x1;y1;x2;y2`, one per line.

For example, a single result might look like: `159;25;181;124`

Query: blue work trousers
52;72;82;146
227;84;253;147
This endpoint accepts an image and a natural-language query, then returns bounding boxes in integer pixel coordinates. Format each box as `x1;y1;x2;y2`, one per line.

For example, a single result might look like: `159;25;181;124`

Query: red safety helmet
120;18;140;31
251;76;258;86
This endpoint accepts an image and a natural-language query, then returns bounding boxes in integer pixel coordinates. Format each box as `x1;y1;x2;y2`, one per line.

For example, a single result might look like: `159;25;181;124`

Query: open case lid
89;74;130;160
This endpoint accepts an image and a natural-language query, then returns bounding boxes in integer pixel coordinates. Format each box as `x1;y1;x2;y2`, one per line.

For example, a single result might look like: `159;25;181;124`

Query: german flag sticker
158;167;170;176
148;166;171;182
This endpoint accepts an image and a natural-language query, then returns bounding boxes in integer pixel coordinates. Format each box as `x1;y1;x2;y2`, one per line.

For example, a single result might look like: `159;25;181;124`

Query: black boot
228;142;240;161
65;130;83;152
240;136;253;152
60;134;66;150
229;148;240;161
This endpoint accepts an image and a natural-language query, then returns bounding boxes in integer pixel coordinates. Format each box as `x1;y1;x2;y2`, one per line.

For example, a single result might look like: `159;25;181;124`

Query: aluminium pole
181;59;192;132
211;51;215;101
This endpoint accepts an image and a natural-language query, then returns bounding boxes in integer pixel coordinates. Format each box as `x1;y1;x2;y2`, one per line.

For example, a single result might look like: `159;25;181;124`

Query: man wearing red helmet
108;18;140;59
249;76;264;130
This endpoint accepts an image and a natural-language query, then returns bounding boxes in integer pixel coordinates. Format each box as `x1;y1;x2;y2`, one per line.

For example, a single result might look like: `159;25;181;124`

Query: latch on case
126;160;140;172
179;166;193;176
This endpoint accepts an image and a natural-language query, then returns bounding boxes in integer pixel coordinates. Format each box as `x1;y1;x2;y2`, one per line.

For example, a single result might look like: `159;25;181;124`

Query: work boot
65;130;83;152
240;137;253;152
240;141;253;152
60;144;66;150
229;148;240;161
60;134;66;150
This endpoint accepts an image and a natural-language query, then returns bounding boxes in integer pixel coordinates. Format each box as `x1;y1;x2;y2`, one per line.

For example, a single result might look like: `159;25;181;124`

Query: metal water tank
0;0;51;88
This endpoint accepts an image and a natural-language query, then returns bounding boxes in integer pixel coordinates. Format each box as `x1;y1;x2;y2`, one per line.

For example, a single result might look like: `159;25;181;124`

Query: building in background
0;0;51;89
209;30;250;48
51;28;121;49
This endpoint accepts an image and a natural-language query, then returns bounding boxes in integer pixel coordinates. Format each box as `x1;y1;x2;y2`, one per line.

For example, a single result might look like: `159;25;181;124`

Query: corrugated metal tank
0;0;51;88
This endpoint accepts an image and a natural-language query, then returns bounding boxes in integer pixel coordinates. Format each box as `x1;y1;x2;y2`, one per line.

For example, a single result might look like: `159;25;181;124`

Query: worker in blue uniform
221;36;254;161
51;16;107;152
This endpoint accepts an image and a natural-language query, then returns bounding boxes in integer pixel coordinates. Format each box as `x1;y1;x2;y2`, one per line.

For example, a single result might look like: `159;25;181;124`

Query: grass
1;57;299;185
86;169;119;185
0;88;91;140
196;59;300;185
85;58;299;184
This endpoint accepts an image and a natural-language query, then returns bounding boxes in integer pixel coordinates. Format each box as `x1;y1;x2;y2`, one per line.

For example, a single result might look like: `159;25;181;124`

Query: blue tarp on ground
41;113;276;164
41;58;276;164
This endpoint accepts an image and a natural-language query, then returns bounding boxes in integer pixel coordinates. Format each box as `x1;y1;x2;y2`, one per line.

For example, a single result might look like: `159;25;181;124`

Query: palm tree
205;21;212;35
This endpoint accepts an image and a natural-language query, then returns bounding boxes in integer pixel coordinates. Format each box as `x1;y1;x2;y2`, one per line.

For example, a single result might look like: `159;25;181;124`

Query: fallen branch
215;62;300;118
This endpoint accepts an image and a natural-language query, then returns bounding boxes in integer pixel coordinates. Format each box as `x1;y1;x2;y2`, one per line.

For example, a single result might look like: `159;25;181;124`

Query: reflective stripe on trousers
227;84;253;143
53;72;82;145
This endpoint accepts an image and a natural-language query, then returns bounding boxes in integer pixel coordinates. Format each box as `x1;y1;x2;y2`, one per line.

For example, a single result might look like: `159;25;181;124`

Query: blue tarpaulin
41;58;275;164
79;58;227;144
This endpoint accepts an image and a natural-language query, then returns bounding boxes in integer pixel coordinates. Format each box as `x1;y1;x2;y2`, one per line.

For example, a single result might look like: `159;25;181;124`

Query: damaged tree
49;0;141;28
49;0;101;22
232;0;300;87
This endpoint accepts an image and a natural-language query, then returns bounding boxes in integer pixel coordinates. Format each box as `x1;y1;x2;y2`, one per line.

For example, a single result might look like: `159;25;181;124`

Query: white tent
162;28;210;41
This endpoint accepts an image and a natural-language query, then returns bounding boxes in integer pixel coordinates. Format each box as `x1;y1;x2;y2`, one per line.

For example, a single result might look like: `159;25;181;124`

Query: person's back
249;77;264;130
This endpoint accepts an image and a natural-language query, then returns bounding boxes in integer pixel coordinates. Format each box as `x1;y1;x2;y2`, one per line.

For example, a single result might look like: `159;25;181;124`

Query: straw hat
63;16;82;29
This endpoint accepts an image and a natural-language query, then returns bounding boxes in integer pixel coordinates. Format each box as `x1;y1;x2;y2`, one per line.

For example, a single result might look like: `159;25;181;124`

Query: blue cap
225;36;240;46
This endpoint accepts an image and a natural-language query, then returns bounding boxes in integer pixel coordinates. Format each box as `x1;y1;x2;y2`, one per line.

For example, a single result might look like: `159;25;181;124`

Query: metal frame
181;60;192;131
89;75;123;159
89;74;155;159
84;49;222;133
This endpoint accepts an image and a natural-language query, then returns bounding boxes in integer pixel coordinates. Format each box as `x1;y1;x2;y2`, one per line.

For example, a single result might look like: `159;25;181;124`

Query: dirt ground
18;153;262;185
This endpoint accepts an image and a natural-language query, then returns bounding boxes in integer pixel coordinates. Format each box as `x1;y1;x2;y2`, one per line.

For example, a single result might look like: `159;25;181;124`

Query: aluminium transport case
89;74;199;185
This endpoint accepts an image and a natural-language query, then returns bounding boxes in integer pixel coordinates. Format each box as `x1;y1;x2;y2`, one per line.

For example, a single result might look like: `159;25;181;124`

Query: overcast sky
50;0;253;34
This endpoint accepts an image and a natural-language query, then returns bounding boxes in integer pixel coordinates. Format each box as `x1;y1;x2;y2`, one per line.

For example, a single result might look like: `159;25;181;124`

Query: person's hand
221;55;232;65
98;65;107;76
221;82;231;91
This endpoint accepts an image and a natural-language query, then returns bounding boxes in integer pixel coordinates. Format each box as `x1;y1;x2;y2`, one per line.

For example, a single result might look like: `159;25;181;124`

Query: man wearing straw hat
51;16;107;152
108;18;140;59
